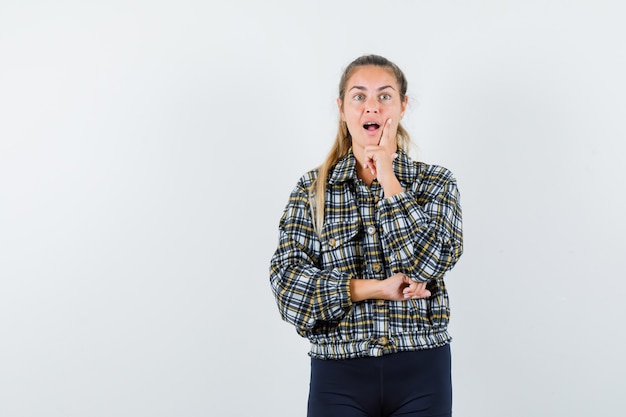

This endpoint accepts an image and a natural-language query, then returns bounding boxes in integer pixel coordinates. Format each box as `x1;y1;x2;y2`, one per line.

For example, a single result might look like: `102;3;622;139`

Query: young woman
270;54;463;417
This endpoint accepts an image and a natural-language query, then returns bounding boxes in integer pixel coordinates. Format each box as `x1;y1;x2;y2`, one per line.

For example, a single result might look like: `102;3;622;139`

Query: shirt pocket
389;299;429;332
389;297;450;333
320;221;360;270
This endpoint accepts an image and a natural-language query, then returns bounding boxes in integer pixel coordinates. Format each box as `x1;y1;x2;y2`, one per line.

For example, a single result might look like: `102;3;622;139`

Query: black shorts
308;344;452;417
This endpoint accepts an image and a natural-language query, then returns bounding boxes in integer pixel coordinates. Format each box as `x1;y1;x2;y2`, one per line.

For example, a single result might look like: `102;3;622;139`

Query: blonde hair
311;55;412;233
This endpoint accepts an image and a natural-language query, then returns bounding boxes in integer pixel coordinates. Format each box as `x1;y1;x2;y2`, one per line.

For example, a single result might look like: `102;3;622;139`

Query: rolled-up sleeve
377;166;463;282
269;182;352;335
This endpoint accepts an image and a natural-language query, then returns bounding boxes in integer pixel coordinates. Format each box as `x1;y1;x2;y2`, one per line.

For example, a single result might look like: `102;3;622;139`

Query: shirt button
366;225;376;235
378;337;389;345
376;300;385;306
374;197;380;204
372;263;382;273
328;238;336;247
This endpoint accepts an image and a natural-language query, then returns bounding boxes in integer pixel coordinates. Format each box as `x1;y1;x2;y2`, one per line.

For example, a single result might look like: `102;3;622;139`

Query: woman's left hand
402;278;432;299
364;118;403;197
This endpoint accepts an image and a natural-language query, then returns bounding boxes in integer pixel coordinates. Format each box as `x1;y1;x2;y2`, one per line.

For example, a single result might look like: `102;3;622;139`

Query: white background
1;1;625;416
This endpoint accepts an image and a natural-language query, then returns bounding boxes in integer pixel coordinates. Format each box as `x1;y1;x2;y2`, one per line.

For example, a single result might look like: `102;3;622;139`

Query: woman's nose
365;98;379;113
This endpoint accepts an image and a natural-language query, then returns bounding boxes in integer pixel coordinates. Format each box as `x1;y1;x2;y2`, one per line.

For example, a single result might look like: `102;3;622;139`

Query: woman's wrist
349;279;380;302
381;177;404;198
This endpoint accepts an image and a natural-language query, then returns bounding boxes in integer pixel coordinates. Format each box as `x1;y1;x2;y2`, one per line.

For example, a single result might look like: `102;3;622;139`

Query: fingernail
393;153;398;160
388;119;392;125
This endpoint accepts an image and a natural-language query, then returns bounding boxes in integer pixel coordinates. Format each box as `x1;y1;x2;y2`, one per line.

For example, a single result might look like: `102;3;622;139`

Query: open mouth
363;122;380;131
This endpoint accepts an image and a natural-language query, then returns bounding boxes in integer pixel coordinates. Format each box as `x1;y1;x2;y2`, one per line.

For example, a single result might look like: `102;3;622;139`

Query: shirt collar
328;148;418;185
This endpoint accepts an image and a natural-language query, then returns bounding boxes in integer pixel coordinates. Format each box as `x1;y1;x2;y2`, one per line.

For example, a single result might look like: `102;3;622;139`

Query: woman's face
338;65;408;154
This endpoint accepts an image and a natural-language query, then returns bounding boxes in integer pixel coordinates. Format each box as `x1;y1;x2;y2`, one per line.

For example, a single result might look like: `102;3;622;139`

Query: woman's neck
352;148;374;185
356;161;375;186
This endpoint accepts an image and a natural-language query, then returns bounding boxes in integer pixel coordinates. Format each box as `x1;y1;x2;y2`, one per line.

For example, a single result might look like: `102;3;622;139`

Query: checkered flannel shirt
270;149;463;359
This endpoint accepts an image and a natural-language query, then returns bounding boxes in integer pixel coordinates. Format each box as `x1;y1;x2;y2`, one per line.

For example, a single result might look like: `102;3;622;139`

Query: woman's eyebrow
348;85;396;92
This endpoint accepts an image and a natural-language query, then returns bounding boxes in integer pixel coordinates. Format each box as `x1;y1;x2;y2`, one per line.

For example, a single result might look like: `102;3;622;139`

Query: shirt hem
308;330;451;360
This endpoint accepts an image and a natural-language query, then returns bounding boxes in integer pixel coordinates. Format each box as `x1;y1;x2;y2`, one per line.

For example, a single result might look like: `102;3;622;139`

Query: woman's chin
352;133;380;147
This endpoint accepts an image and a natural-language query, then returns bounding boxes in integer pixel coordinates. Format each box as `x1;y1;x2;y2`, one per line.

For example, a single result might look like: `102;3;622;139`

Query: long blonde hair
311;55;412;233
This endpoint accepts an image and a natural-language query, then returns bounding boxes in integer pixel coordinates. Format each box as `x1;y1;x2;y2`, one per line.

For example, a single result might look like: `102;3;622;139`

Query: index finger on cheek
378;118;392;146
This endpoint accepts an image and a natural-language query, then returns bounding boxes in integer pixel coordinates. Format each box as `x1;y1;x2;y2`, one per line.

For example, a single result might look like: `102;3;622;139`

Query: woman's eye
380;93;392;100
353;94;364;101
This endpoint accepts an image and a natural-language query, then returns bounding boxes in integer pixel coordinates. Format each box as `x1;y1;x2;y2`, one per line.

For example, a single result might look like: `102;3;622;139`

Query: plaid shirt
270;150;463;359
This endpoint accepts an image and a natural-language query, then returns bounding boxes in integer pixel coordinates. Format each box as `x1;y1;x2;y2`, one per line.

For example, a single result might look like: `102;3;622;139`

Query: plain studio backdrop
1;1;625;416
